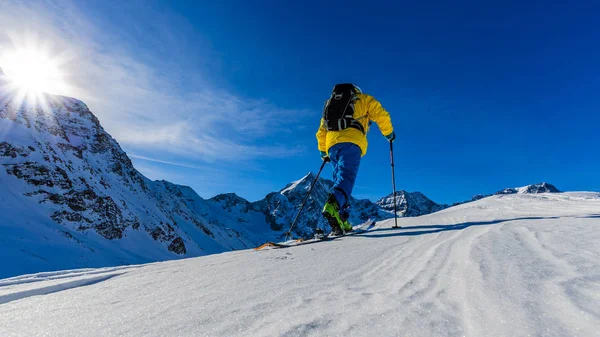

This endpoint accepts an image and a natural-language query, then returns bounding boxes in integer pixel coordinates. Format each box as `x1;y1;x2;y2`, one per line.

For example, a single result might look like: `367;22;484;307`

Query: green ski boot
339;205;353;233
340;218;353;232
322;195;344;236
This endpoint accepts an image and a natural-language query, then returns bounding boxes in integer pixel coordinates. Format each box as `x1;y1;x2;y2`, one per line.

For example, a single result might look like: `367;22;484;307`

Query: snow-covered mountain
494;182;560;195
373;182;561;216
466;182;560;203
376;190;446;217
0;91;274;277
1;192;598;336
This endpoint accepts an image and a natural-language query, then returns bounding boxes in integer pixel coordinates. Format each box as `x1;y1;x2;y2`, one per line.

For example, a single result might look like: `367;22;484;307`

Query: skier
316;83;395;235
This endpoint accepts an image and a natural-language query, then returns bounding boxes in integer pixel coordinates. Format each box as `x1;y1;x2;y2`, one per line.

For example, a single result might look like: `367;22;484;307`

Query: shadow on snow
577;214;600;219
364;216;561;239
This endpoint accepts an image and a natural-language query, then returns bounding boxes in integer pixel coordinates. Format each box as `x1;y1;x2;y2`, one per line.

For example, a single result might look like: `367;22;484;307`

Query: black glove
320;151;330;162
385;132;396;142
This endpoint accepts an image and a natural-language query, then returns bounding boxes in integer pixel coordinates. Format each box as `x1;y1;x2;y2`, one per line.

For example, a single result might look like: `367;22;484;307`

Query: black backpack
322;83;365;134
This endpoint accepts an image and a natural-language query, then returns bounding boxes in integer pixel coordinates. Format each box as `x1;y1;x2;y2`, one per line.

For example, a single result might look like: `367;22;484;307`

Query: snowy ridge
457;182;560;204
493;182;559;195
280;172;314;194
0;193;598;336
516;182;560;194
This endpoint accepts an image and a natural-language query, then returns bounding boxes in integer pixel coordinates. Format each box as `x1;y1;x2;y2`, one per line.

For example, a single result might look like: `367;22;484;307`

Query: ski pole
285;159;328;240
390;140;401;228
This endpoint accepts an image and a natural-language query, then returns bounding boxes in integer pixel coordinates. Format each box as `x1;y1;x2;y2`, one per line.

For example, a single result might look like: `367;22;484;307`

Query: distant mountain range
0;73;561;278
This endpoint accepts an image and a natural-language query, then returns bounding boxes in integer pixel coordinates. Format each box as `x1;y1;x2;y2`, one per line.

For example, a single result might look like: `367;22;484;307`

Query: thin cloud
127;154;210;170
0;0;312;164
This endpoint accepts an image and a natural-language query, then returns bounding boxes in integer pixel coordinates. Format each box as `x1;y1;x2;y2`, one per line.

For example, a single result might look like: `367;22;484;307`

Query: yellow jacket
316;93;394;156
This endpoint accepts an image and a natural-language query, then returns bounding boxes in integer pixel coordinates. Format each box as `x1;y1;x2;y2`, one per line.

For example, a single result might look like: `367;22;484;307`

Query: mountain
451;183;561;205
494;182;560;195
1;192;598;336
375;182;561;217
0;92;268;276
376;190;446;217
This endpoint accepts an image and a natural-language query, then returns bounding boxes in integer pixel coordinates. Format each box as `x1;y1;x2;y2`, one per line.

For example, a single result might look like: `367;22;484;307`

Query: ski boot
322;195;344;236
339;205;353;233
340;215;353;233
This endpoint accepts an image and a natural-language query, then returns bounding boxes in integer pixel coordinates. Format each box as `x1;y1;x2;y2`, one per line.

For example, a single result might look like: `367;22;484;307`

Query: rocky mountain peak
376;190;446;217
495;188;518;195
280;172;318;194
493;182;560;196
521;182;560;194
303;171;318;181
210;193;251;208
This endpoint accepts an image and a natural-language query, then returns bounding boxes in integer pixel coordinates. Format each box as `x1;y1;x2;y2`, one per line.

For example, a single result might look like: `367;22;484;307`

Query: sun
4;50;57;92
0;33;74;111
0;35;72;111
2;47;68;95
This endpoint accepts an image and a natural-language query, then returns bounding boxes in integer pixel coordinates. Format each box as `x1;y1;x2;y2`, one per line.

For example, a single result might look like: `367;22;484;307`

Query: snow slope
1;192;598;337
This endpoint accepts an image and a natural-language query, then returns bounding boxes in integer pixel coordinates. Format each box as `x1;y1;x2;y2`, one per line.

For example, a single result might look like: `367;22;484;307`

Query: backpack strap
334;84;365;134
350;116;366;134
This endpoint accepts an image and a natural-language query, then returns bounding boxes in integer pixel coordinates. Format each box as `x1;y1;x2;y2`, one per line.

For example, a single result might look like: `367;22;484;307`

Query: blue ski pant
328;142;362;210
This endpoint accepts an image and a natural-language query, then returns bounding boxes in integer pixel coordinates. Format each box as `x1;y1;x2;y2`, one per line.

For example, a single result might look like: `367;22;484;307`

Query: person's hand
385;132;396;142
320;151;330;162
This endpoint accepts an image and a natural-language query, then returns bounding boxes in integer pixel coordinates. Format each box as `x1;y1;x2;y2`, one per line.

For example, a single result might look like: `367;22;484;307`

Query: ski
254;221;376;251
317;220;375;240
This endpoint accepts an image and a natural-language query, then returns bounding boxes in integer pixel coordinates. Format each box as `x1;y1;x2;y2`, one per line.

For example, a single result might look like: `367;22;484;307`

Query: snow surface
0;192;598;336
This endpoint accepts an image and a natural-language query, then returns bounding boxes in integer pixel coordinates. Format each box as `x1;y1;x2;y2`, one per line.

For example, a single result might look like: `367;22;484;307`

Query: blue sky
1;0;598;204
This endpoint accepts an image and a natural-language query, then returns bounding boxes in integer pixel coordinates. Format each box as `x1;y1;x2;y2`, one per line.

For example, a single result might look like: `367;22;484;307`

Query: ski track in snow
0;265;139;288
0;193;599;337
0;273;124;305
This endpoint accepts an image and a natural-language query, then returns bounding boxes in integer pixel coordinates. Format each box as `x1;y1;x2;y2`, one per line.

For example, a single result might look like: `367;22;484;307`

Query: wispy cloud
127;154;210;170
0;0;311;164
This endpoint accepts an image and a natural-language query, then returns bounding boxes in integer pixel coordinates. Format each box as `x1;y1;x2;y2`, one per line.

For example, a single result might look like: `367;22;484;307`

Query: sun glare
2;48;67;95
0;37;72;110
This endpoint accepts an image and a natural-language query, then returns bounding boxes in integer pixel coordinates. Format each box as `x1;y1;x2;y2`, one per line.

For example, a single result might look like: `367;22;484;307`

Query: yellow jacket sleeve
367;95;394;137
316;118;327;152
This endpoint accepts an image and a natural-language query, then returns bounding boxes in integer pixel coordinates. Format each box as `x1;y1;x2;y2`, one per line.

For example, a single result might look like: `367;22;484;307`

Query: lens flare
3;49;66;93
0;35;71;110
